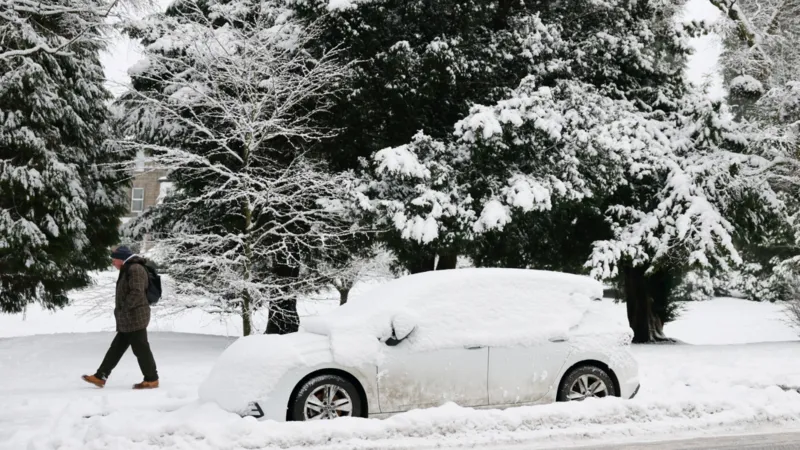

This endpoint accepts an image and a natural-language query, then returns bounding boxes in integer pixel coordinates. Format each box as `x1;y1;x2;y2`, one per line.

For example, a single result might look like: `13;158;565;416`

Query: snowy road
543;430;800;449
370;430;800;450
2;331;800;450
380;430;800;449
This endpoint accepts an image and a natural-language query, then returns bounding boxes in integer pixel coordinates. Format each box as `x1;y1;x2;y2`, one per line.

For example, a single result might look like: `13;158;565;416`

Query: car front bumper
236;398;289;422
244;402;266;419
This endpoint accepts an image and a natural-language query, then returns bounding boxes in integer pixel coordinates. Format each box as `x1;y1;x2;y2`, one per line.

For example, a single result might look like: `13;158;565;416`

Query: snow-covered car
199;268;640;421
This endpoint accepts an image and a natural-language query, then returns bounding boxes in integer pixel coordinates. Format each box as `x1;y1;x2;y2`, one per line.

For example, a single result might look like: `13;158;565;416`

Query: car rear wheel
289;374;363;421
557;365;617;402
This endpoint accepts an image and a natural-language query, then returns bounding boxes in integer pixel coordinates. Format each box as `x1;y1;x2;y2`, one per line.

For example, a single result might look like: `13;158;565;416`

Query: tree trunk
266;299;300;334
338;287;350;305
242;291;253;336
241;199;254;337
407;255;437;274
623;265;652;343
645;269;672;341
241;135;254;337
406;252;459;273
265;263;300;334
436;252;458;270
622;265;675;343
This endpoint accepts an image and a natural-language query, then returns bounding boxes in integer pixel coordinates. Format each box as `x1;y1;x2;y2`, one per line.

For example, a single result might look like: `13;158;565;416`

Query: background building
121;151;170;251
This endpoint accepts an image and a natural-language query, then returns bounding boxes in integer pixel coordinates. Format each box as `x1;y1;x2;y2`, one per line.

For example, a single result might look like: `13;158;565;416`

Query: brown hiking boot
82;374;106;388
132;380;159;390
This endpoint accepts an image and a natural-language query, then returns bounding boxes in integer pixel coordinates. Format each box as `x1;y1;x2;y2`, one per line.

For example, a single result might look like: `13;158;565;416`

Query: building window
131;188;145;213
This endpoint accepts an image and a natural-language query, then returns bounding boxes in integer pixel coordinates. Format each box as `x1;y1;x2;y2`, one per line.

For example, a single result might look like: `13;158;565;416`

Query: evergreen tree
291;0;570;272
361;0;792;341
0;0;128;312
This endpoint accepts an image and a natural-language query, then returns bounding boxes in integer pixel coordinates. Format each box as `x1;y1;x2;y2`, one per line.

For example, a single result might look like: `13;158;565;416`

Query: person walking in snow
82;246;159;389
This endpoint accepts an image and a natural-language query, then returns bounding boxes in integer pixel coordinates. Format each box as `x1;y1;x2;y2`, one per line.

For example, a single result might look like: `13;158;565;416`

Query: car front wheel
289;374;363;421
557;365;617;402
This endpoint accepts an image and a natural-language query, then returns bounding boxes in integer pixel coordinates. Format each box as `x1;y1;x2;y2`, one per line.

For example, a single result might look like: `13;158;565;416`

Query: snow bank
28;366;800;450
198;333;330;412
303;268;628;360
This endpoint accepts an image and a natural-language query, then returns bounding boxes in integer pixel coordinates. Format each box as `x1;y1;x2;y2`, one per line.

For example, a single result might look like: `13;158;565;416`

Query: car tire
289;374;363;421
557;364;617;402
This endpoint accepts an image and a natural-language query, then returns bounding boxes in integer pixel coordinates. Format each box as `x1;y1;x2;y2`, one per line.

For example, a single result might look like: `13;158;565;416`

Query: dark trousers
96;329;158;382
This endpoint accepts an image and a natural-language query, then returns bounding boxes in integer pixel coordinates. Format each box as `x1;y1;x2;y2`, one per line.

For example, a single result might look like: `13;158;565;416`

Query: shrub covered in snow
671;270;715;303
717;259;800;303
729;75;765;97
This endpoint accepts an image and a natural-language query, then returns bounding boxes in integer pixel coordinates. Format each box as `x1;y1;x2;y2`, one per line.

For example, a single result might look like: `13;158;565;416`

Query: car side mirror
384;324;415;346
384;312;417;346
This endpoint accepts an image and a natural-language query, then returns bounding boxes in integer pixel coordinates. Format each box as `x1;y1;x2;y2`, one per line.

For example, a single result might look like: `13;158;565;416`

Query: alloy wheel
567;374;609;401
303;384;354;420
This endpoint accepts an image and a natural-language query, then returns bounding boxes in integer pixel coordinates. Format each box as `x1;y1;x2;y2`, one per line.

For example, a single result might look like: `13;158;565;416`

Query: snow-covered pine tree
290;0;573;273
119;0;357;335
0;0;128;312
363;0;793;341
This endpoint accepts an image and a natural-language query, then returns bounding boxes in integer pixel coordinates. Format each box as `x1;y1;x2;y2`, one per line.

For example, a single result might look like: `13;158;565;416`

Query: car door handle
464;345;485;350
549;337;569;343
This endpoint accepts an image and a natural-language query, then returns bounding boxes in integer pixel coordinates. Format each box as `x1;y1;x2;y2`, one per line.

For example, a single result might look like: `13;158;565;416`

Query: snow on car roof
303;268;627;361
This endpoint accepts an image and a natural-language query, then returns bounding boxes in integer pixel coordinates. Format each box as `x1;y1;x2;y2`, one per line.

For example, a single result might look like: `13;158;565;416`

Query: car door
377;342;489;413
487;338;572;406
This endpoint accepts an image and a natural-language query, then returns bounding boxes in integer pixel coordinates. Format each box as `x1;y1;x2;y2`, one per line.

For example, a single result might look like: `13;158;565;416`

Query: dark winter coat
115;256;151;332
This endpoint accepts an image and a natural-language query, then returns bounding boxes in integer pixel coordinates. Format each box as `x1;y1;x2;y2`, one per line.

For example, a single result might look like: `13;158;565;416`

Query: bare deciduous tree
119;3;359;336
710;0;800;301
711;0;800;87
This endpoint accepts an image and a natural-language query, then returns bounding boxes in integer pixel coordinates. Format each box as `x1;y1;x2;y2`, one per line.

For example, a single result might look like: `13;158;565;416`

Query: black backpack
138;262;162;305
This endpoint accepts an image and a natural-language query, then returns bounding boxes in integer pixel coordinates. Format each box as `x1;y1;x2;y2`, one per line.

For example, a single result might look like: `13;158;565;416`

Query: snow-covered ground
0;270;353;338
1;272;799;450
664;298;799;344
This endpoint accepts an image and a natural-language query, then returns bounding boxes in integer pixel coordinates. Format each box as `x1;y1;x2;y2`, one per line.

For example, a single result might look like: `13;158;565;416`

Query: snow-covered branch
714;0;800;88
0;0;151;60
365;74;792;284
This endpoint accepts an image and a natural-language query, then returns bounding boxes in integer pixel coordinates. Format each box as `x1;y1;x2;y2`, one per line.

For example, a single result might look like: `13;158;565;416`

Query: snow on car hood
303;268;632;361
198;332;331;412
